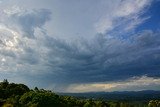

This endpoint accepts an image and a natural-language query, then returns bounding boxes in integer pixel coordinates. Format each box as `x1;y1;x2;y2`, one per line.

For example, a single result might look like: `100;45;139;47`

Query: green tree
19;91;62;107
148;100;159;107
96;101;110;107
83;102;93;107
0;79;9;89
2;103;13;107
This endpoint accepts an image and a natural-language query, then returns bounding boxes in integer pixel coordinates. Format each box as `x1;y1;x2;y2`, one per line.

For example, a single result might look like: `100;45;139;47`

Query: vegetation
0;80;159;107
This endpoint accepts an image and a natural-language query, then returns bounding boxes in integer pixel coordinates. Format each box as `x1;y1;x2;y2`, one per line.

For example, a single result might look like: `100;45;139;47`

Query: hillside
59;90;160;101
0;80;160;107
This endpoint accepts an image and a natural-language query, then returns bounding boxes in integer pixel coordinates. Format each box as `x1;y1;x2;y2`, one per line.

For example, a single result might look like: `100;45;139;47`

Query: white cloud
95;0;152;34
0;6;51;38
115;0;149;17
3;6;22;16
0;8;51;74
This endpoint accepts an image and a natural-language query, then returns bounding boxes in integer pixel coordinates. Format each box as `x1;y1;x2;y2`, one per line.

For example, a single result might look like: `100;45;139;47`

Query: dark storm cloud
40;30;160;84
0;7;159;91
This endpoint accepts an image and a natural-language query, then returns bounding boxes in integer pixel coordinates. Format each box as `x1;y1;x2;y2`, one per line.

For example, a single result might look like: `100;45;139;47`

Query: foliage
2;103;14;107
19;90;62;107
0;79;159;107
148;100;160;107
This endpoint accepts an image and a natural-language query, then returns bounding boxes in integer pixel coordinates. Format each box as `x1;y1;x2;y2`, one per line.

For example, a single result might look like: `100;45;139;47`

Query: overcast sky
0;0;160;92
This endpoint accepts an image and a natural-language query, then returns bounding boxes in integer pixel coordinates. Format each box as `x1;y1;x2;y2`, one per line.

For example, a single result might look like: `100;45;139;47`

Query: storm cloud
0;0;159;92
42;30;160;84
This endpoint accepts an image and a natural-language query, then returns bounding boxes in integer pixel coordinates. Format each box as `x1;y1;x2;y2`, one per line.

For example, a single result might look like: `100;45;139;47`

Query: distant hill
58;90;160;101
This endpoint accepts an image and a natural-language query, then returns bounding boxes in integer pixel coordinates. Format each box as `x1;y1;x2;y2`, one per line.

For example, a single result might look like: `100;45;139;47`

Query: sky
0;0;160;92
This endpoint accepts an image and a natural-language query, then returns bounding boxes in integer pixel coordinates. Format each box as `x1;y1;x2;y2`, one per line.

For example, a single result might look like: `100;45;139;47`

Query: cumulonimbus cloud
0;0;159;92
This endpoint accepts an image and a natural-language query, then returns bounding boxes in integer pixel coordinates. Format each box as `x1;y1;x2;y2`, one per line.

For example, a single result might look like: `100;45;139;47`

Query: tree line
0;79;159;107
